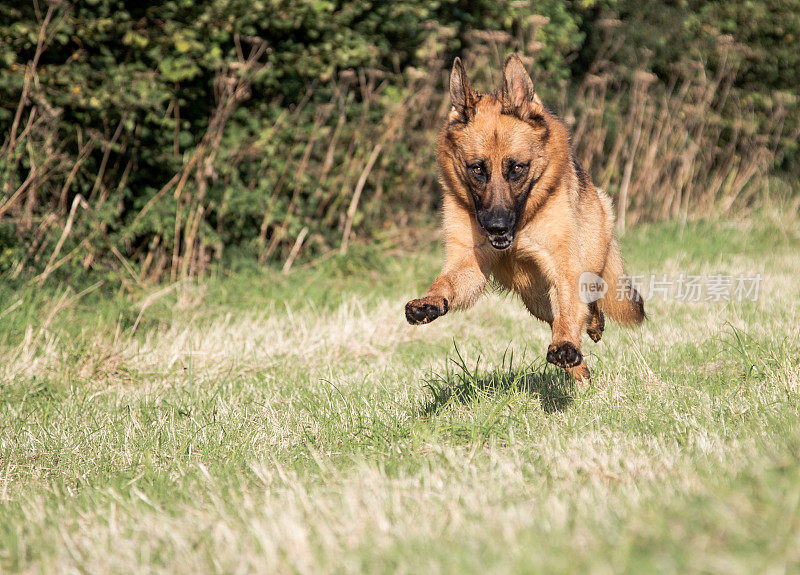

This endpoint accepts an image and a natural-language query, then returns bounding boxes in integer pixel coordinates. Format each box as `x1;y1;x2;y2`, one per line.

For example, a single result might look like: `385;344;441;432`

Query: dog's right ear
449;57;476;120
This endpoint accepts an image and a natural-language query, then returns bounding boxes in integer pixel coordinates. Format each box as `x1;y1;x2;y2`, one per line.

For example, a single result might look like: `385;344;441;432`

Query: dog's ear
449;57;477;120
502;53;544;119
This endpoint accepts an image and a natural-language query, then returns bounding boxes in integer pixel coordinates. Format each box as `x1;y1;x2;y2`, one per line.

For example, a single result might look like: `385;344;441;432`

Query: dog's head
439;54;560;250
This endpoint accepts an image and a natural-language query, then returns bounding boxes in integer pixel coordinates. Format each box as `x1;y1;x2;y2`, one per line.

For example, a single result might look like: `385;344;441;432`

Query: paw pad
405;298;448;325
546;341;583;368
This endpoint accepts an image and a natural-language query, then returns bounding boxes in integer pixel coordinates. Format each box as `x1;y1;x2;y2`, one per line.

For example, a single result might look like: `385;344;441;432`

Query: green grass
1;217;799;573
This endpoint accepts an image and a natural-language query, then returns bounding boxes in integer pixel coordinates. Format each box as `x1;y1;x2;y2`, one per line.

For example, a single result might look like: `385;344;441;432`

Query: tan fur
405;54;645;383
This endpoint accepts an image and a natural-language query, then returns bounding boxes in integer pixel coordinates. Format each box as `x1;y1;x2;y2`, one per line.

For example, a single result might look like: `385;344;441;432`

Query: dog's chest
490;254;548;296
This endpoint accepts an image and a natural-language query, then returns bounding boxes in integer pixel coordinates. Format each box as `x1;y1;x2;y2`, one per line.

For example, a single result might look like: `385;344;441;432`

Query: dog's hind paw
587;303;605;342
567;361;591;384
587;326;603;343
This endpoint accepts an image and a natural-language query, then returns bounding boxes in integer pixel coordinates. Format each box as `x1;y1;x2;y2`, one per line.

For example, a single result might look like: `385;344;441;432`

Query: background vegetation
2;0;798;284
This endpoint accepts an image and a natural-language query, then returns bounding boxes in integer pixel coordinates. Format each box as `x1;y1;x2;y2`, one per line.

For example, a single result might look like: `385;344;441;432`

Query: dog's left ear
502;53;544;119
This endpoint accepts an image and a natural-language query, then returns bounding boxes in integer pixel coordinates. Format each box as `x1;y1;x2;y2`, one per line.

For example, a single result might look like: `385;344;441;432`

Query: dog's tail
598;238;646;325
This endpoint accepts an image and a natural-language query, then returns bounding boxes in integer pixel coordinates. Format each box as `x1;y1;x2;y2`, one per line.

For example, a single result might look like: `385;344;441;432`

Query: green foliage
0;0;585;281
580;0;800;167
0;0;797;283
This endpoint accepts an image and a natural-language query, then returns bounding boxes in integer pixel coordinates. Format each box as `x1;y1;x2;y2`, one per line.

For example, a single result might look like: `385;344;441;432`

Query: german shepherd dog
405;54;645;382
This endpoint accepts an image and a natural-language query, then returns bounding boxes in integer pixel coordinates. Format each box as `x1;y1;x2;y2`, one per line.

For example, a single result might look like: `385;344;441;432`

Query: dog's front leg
405;243;487;325
545;266;591;379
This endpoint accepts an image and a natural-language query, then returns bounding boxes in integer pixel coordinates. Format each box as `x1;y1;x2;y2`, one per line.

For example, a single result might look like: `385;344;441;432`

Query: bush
0;0;795;284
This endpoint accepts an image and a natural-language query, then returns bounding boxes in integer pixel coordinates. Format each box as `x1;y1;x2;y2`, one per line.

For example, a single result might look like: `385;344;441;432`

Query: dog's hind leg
586;301;605;342
567;361;591;384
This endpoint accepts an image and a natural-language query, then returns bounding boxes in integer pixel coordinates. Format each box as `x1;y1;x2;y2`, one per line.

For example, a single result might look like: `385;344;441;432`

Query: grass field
1;217;799;573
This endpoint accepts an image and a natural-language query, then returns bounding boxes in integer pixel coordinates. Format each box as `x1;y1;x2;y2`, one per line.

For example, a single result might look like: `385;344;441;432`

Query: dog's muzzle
479;211;516;250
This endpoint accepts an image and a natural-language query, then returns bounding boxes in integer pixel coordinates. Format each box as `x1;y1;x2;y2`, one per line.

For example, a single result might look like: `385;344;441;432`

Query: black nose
484;222;509;235
482;213;513;236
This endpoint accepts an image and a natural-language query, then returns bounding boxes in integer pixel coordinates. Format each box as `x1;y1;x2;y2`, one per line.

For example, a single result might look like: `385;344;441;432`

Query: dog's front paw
546;341;583;368
405;296;449;325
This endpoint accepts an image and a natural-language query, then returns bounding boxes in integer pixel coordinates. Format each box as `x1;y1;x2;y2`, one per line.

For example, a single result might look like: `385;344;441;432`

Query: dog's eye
471;165;483;176
512;163;525;174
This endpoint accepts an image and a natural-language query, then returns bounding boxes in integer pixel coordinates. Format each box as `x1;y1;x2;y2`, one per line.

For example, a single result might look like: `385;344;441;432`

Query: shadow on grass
419;365;576;417
415;343;582;419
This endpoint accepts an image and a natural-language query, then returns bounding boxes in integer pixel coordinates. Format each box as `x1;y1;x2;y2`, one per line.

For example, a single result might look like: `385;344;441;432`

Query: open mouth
488;235;513;250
